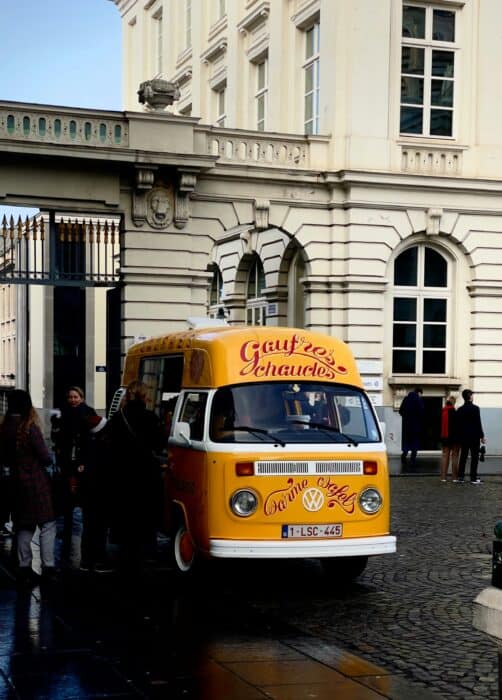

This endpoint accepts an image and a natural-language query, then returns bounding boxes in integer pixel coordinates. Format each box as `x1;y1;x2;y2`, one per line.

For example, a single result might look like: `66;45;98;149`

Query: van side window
180;392;208;441
139;355;184;431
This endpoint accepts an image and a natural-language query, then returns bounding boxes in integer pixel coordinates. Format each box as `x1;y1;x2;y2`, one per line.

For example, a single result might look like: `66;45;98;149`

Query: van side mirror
173;421;191;444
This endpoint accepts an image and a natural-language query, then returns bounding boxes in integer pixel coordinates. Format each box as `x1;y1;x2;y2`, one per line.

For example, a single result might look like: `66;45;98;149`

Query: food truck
120;324;396;577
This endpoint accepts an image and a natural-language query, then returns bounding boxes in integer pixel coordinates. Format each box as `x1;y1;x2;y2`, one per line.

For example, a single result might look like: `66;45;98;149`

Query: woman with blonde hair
0;389;56;583
440;395;460;482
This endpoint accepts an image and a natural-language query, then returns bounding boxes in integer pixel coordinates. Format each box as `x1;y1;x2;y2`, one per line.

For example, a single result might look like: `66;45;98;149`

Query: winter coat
456;402;484;445
0;416;54;528
105;399;165;546
51;402;96;477
440;404;459;446
399;391;425;447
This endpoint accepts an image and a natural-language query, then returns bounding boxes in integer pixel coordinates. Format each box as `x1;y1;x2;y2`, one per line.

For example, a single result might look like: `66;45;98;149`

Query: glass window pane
423;324;446;348
431;79;453;107
305;64;313;93
401;47;424;75
402;5;425;39
394;297;417;321
394;247;418;286
305;95;313;121
306;26;314;58
393;324;416;347
257;95;265;121
424;298;446;322
424;248;447;286
401;77;424;105
258;62;265;90
400;106;423;134
432;50;454;77
393;350;416;373
433;10;455;42
423;350;445;374
257;264;266;295
430;109;452;136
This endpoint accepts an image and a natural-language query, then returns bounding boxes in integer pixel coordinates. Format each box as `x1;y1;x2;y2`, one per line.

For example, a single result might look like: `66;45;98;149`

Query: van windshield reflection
209;381;380;444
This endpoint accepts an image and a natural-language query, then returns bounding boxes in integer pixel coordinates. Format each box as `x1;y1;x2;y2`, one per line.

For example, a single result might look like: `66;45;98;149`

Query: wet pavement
0;454;500;699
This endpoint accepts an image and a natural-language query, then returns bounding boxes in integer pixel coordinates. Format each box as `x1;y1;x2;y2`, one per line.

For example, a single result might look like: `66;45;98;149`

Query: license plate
281;524;343;539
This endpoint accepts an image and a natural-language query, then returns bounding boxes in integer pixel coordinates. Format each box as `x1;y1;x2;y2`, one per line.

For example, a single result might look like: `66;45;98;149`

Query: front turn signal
363;461;378;475
236;461;255;476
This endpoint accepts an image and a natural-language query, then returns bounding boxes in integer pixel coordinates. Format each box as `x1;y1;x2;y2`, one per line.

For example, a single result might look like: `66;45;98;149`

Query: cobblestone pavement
242;474;502;700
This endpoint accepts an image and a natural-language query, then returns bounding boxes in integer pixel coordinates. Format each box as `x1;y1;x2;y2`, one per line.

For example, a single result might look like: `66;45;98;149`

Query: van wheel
172;524;196;574
322;555;368;581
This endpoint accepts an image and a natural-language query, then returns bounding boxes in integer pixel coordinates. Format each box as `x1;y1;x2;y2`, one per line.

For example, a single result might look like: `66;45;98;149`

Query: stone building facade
16;0;493;454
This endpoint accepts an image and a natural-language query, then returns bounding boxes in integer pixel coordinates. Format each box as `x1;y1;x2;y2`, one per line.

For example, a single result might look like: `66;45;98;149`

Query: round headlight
359;488;382;514
231;489;258;517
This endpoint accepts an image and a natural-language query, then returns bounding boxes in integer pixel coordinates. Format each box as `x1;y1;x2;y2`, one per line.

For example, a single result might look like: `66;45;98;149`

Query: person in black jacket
51;386;98;566
456;389;485;484
399;387;425;466
107;381;165;571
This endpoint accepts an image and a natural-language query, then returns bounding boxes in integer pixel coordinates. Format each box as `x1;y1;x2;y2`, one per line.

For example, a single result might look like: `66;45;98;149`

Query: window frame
392;245;450;376
400;3;458;138
303;21;320;135
255;59;268;131
246;257;267;326
215;87;226;127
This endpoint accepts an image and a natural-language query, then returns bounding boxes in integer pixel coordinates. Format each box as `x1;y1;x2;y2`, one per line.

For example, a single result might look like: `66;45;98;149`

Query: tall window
185;0;192;49
392;245;449;375
304;21;320;135
246;257;267;326
216;87;226;126
287;250;305;328
400;4;456;137
256;60;268;131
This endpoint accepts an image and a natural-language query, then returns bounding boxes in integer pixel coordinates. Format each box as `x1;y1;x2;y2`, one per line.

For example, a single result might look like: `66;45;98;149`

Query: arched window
392;245;449;374
246;256;267;325
287;250;305;328
208;265;224;318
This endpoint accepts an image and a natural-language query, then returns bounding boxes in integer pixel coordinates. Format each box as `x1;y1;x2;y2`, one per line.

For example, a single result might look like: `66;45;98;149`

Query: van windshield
209;382;381;444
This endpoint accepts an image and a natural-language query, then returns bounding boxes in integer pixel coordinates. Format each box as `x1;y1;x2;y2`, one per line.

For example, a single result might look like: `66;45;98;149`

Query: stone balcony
0;100;330;172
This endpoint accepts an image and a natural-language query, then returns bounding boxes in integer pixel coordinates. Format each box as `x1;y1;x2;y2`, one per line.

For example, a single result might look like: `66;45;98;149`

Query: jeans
17;520;56;569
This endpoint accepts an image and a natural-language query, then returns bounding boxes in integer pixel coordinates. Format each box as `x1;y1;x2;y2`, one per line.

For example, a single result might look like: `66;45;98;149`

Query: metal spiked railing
0;212;121;286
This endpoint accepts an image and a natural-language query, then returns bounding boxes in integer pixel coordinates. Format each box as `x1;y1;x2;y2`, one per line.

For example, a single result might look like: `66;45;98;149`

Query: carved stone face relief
146;186;174;229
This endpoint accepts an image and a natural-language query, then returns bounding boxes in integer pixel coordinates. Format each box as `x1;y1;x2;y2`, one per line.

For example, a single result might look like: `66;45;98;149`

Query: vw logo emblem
303;488;324;512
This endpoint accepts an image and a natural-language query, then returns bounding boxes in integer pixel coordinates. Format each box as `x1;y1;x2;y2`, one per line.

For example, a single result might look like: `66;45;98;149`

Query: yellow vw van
121;324;396;578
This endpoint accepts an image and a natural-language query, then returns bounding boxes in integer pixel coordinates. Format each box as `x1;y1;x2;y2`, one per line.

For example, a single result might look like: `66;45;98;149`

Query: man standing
399;387;425;467
456;389;485;484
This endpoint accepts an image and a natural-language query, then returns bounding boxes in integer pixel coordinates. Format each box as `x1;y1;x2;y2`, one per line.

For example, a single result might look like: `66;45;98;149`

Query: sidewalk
388;453;502;477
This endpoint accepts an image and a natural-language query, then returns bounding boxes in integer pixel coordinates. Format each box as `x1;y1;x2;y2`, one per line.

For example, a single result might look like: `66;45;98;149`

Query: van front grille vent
255;460;363;476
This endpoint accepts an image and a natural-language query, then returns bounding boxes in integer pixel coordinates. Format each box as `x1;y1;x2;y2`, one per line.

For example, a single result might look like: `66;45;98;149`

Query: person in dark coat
440;396;460;482
51;386;99;566
456;389;485;484
106;381;165;571
399;387;424;466
78;413;113;573
0;389;56;583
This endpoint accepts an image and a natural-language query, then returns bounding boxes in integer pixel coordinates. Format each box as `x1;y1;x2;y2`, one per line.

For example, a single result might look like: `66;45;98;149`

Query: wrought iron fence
0;213;121;286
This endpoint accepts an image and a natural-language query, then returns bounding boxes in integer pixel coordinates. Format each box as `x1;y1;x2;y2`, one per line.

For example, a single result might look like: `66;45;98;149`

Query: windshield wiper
233;425;286;447
288;420;359;447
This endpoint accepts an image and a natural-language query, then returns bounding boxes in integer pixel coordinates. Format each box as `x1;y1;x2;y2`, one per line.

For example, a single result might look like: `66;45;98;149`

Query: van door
167;391;209;556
